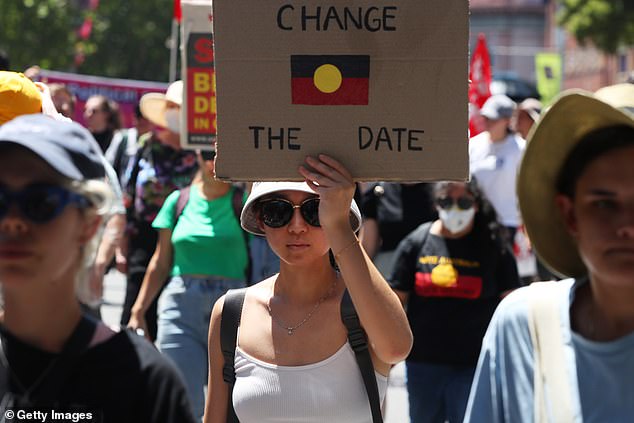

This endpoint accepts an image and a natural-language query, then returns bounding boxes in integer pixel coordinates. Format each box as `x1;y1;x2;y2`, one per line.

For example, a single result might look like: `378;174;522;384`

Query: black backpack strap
173;186;191;226
340;290;384;423
220;288;247;423
230;187;252;285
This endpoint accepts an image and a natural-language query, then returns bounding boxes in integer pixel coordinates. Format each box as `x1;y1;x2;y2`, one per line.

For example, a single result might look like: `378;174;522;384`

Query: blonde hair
69;178;115;304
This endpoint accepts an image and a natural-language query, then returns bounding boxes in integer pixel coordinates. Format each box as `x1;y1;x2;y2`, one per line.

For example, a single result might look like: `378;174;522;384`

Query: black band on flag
291;55;370;78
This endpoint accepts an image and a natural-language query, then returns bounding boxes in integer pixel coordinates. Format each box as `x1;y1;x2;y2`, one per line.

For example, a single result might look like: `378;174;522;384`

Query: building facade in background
470;0;633;94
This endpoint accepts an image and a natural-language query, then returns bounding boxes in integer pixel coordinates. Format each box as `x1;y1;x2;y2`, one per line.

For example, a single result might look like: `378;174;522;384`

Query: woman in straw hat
119;80;198;341
0;115;196;422
464;84;634;422
203;155;413;423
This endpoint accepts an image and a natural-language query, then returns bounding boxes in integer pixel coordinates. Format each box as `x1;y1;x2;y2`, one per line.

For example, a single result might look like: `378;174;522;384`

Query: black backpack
172;185;252;285
219;288;383;423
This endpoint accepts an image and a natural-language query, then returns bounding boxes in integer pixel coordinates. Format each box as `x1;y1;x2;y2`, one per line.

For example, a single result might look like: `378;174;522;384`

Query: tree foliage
558;0;634;54
0;0;174;81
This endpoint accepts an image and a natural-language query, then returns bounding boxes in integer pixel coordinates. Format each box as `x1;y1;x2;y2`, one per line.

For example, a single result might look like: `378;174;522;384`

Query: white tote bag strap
527;282;575;423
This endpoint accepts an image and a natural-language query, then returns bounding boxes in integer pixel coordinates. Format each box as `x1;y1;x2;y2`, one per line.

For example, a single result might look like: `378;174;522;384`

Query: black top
390;224;520;365
0;327;196;423
360;183;437;252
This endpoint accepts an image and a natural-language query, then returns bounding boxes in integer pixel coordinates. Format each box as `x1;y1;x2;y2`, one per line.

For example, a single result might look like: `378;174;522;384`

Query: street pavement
101;269;410;423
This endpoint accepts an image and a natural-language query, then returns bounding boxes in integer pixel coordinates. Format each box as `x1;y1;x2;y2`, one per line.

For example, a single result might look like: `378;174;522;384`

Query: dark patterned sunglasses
436;196;475;210
0;184;90;224
259;197;320;228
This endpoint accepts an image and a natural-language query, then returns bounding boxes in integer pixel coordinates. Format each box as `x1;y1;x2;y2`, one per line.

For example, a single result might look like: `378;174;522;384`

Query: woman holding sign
203;154;412;423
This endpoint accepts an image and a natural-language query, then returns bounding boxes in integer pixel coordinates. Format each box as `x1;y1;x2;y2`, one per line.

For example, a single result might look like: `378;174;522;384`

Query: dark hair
134;103;143;119
433;179;510;253
87;95;122;131
0;49;9;71
556;125;634;198
48;83;76;110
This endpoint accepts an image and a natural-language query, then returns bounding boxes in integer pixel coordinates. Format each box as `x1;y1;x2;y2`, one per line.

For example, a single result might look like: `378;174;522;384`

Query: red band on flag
292;77;369;105
414;272;483;299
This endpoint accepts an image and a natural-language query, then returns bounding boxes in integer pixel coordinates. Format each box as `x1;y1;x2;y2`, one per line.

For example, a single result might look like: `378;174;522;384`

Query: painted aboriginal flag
291;55;370;105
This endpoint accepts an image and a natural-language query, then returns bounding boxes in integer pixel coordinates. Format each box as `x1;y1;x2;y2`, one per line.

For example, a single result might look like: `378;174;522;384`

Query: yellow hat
518;85;634;277
0;71;42;124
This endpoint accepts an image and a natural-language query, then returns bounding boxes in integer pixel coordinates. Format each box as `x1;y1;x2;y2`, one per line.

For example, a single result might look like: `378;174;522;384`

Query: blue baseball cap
0;114;105;180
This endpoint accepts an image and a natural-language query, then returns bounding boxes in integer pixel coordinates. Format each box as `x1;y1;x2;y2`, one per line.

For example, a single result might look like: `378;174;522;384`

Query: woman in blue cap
0;115;196;422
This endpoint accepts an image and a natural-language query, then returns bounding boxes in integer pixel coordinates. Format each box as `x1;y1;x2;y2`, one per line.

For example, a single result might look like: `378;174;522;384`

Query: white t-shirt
469;132;526;227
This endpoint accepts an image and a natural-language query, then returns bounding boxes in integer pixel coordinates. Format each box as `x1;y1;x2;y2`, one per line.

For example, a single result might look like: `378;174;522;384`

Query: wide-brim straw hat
139;80;182;128
241;181;362;236
518;86;634;278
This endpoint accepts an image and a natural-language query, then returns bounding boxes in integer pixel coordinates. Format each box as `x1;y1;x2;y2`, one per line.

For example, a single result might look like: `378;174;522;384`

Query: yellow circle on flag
430;263;458;287
313;64;342;94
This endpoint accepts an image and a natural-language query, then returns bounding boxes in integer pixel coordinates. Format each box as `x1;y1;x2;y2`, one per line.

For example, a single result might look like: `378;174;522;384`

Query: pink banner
35;70;168;129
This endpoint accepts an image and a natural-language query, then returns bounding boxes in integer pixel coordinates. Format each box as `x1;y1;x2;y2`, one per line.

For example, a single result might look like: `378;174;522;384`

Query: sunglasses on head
259;197;320;228
0;184;90;224
436;196;475;210
200;150;216;161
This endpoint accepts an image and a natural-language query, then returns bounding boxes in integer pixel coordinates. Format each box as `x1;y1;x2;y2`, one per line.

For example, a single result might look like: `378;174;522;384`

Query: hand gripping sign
213;0;469;181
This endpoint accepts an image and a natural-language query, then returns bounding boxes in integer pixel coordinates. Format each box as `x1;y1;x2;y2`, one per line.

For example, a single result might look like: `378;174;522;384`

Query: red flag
173;0;182;22
469;33;492;108
468;33;492;136
78;17;93;40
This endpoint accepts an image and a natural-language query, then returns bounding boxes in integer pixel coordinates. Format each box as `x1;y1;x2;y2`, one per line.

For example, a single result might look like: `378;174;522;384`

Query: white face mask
164;108;181;133
438;207;476;234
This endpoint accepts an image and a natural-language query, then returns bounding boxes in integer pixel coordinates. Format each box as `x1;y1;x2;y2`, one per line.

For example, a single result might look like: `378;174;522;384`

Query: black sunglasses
0;184;90;224
200;150;216;161
437;196;475;210
259;197;320;228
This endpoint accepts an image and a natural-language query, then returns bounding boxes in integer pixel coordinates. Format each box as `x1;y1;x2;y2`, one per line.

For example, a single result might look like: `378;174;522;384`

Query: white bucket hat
240;181;362;236
139;80;183;128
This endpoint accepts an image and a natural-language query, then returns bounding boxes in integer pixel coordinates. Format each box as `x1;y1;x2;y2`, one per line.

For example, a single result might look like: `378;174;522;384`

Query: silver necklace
267;278;337;336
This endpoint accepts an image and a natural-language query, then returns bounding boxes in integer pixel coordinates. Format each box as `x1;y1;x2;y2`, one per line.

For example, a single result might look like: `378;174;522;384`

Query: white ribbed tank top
232;342;388;422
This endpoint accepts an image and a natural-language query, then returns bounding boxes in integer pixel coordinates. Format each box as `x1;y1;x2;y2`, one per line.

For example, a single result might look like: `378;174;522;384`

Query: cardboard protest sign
213;0;469;181
181;0;215;150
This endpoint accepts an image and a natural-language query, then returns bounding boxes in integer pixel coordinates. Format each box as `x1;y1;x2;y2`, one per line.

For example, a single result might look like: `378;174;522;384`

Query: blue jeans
157;275;246;420
406;360;475;423
249;236;280;282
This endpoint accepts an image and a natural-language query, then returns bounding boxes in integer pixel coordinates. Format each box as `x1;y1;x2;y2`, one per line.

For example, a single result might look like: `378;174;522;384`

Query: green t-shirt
152;186;248;280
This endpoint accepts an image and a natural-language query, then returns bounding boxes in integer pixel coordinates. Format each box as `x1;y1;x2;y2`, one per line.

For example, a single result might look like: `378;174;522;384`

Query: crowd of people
0;58;633;423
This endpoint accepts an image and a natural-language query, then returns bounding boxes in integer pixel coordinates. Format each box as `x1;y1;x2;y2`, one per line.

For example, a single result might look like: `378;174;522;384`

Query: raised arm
299;154;413;365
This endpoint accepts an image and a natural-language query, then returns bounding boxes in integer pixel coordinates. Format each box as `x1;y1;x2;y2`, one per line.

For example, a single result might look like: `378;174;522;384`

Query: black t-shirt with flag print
390;222;520;365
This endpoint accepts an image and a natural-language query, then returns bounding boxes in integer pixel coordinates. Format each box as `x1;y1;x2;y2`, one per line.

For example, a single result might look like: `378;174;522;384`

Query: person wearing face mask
388;179;520;423
119;80;198;341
